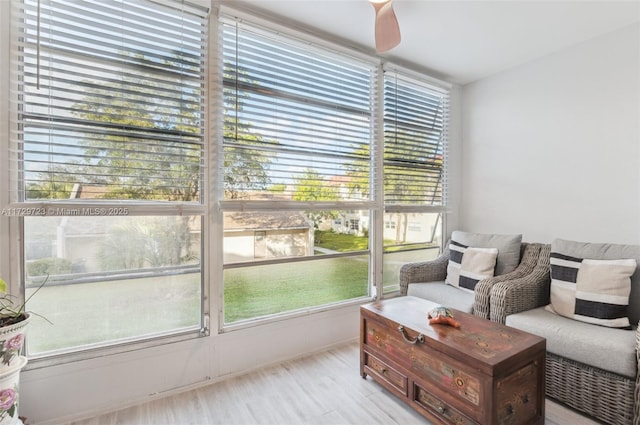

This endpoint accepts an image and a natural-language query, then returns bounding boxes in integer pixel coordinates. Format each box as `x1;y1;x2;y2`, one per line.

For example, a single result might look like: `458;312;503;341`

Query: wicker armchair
399;242;542;319
495;243;640;425
489;243;551;323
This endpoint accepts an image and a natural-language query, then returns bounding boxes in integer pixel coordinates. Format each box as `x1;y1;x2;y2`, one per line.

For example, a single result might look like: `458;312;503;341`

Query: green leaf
0;279;6;294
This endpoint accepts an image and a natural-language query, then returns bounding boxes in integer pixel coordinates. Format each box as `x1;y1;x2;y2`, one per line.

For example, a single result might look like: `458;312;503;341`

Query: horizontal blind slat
383;71;448;206
222;17;375;202
12;0;208;204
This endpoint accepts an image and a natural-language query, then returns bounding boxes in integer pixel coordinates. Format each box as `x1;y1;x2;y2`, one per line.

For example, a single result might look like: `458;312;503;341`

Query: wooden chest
360;296;545;425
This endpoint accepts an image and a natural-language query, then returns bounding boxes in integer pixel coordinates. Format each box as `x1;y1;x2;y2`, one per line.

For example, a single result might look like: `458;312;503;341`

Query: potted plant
0;276;47;425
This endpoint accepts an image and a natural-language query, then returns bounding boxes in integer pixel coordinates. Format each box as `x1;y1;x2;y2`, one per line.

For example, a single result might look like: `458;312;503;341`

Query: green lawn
26;255;369;353
25;231;437;354
224;255;369;322
314;230;368;251
26;274;202;354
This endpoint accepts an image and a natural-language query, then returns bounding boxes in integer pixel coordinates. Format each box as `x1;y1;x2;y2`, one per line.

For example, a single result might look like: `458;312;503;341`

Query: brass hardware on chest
398;325;425;344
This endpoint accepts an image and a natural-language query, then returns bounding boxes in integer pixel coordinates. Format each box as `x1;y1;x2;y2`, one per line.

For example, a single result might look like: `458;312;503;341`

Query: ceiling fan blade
371;0;401;53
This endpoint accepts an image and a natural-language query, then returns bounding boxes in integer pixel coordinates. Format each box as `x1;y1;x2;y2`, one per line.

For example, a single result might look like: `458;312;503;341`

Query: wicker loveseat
496;239;640;425
399;231;544;319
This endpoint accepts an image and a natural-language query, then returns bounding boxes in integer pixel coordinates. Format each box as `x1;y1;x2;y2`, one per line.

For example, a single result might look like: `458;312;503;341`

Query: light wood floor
65;342;600;425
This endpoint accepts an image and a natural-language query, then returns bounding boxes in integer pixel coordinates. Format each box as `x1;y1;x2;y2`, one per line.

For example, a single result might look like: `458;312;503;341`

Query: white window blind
383;71;449;206
11;0;208;204
220;18;376;203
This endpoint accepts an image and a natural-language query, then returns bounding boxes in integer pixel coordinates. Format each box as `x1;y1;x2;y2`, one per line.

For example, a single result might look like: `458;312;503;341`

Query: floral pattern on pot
0;356;27;425
0;386;17;422
0;335;24;367
0;313;30;373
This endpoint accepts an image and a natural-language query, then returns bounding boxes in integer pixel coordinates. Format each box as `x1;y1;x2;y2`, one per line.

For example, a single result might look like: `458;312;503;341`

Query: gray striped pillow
546;252;636;328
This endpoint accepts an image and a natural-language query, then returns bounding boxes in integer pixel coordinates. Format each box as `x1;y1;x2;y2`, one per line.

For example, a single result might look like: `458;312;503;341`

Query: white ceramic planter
0;356;27;425
0;314;31;374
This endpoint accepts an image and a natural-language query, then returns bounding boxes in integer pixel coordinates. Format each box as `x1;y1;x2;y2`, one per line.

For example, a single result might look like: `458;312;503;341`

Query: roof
224;211;311;231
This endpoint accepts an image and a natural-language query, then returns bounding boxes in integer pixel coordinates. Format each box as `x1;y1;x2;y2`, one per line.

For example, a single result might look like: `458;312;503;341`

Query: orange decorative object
428;306;461;328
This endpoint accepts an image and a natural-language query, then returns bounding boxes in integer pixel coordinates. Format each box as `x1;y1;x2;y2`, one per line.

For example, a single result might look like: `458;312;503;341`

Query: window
219;13;450;324
220;16;376;325
6;1;450;358
10;0;209;356
382;70;449;292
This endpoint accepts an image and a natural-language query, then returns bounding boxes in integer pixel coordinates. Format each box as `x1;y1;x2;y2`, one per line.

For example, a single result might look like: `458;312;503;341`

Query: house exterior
224;211;313;262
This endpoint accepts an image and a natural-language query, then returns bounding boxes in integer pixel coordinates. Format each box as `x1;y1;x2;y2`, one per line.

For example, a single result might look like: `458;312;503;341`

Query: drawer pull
437;406;446;414
398;326;425;344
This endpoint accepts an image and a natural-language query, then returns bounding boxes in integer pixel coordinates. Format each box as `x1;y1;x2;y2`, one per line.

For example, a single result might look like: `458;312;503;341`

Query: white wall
461;23;640;244
21;305;361;424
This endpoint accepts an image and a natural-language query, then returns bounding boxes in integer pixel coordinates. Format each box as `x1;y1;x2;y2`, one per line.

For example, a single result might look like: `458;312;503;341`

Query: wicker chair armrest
473;243;541;319
489;244;552;324
634;321;640;425
399;245;449;295
635;321;640;368
636;322;640;425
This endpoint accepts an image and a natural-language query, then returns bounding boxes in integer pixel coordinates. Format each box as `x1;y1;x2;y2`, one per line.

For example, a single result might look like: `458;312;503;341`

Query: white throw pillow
446;241;498;293
546;252;636;329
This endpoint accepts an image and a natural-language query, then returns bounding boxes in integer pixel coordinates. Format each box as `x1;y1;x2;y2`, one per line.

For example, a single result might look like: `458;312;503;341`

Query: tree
71;52;203;202
25;178;75;200
22;49;207;270
222;64;278;199
269;183;286;193
98;217;196;270
25;51;280;269
345;112;444;244
292;169;340;229
24;47;204;204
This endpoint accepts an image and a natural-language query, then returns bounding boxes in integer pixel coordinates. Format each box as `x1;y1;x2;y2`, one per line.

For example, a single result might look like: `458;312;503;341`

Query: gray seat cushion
507;306;637;378
451;231;522;275
407;281;475;313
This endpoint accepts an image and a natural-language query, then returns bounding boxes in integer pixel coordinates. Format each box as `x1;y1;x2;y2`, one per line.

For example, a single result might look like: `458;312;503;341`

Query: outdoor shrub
26;257;73;277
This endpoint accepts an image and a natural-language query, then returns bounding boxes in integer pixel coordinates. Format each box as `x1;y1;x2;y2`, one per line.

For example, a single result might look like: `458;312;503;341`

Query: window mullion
11;0;210;360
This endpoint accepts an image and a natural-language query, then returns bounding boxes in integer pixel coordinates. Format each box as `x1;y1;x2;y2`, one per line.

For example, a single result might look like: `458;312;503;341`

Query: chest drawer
363;351;408;396
414;382;478;425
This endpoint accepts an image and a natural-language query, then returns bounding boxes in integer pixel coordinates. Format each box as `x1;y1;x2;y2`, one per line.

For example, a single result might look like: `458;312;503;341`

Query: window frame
217;10;381;331
380;64;450;294
216;8;451;331
5;0;212;367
